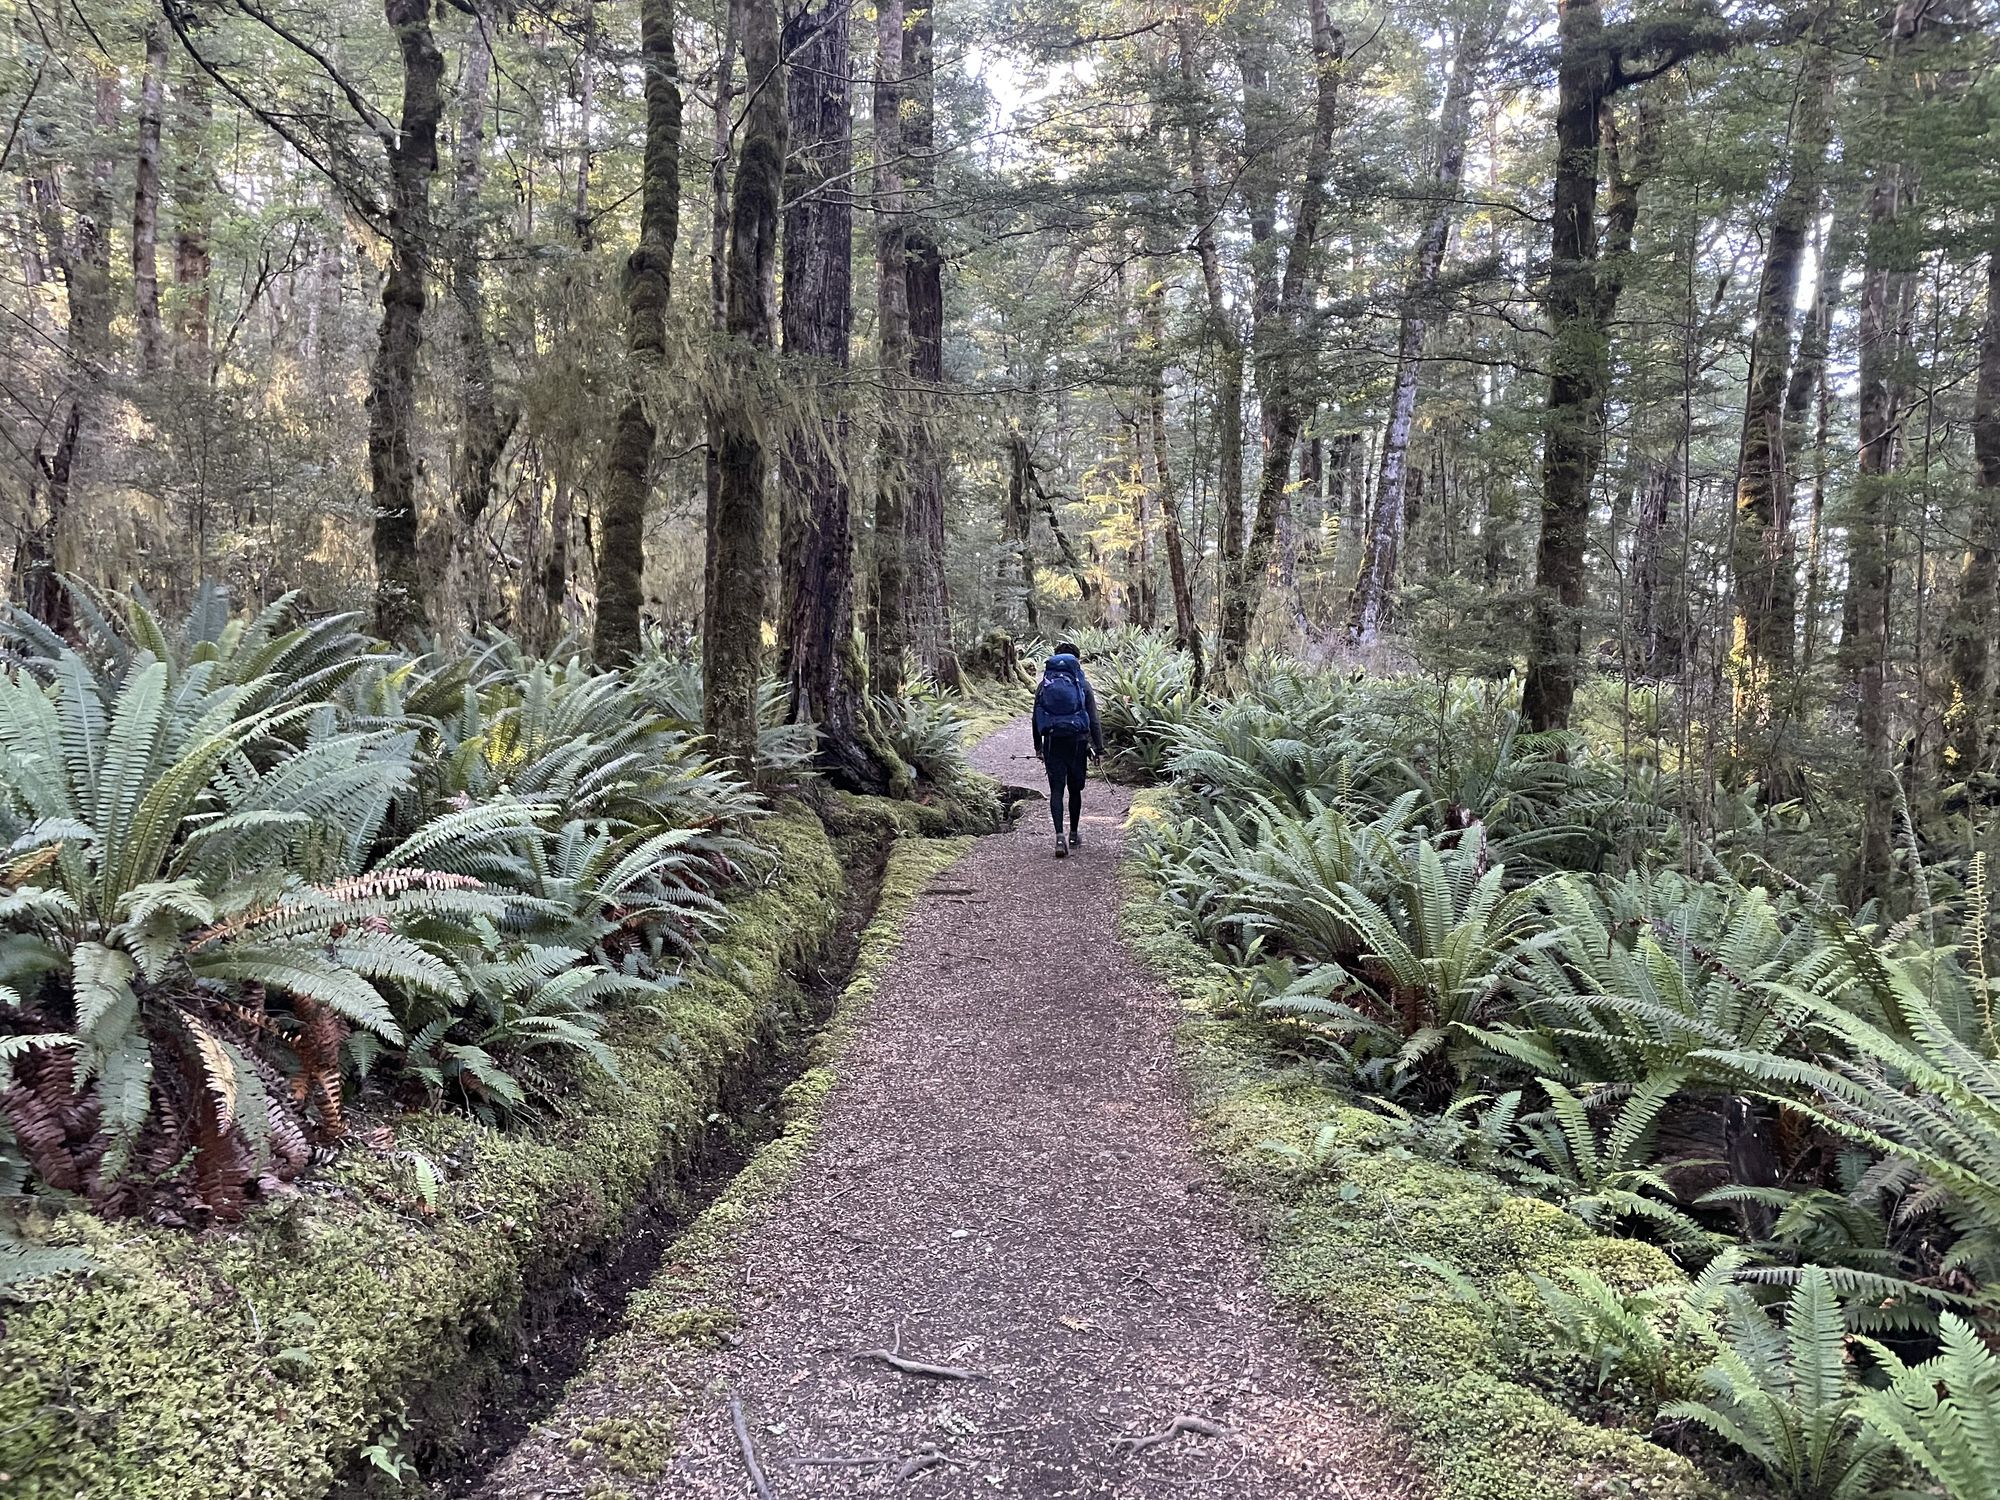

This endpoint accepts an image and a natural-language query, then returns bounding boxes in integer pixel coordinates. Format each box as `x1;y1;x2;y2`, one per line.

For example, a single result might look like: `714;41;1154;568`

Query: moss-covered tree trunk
779;0;900;794
131;17;168;375
368;0;445;644
368;0;445;646
870;0;911;694
1002;429;1040;633
902;0;959;688
1729;40;1833;756
1945;240;2000;777
592;0;682;666
1846;0;1929;900
451;6;514;539
703;0;784;772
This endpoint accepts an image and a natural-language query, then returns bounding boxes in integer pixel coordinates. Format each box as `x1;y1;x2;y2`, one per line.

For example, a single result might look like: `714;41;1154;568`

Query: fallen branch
728;1396;776;1500
1111;1414;1227;1456
854;1321;986;1381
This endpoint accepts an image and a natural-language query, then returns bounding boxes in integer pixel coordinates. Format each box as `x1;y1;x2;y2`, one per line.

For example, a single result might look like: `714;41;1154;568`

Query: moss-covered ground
0;803;946;1500
1118;790;1720;1500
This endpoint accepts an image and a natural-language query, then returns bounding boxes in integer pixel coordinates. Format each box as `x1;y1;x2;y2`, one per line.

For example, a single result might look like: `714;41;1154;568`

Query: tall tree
1221;0;1341;676
450;5;514;542
368;0;446;644
780;0;899;792
132;17;169;374
1519;1;1732;731
1348;8;1495;644
1945;236;2000;777
903;0;958;685
593;0;683;665
1846;0;1929;897
1142;275;1203;680
703;0;785;769
870;0;911;693
1728;35;1834;754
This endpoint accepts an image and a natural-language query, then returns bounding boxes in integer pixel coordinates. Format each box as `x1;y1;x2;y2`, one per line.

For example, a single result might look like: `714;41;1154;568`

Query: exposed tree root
855;1321;986;1381
895;1446;949;1480
729;1396;776;1500
1111;1414;1227;1455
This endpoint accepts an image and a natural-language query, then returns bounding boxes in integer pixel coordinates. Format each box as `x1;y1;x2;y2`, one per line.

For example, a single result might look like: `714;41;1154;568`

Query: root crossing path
479;720;1409;1499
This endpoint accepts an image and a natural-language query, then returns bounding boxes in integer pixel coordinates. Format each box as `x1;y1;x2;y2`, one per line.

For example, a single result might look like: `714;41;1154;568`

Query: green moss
1117;790;1717;1500
0;808;850;1500
506;835;971;1493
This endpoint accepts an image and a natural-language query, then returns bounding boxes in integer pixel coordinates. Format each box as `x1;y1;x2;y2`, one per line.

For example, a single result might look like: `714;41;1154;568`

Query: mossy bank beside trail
474;833;972;1499
0;797;961;1500
1119;791;1717;1500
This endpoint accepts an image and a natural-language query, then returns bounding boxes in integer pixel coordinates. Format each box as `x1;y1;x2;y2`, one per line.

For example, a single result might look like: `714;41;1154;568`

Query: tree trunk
171;67;214;374
902;0;957;686
778;0;898;792
1348;11;1489;644
132;17;169;374
1847;0;1930;899
870;0;913;693
1945;238;2000;777
1729;39;1833;740
1788;215;1855;672
1222;0;1341;675
1179;17;1244;673
703;0;784;771
1628;441;1684;677
368;0;446;645
592;0;682;666
16;67;119;632
1147;290;1202;681
452;7;514;537
1002;429;1040;632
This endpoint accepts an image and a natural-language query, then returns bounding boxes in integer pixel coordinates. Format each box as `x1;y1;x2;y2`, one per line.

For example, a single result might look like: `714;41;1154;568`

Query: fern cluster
1135;656;2000;1499
0;585;775;1228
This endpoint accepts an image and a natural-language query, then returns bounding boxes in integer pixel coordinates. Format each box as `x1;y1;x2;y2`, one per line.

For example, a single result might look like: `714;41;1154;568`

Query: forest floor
477;719;1413;1498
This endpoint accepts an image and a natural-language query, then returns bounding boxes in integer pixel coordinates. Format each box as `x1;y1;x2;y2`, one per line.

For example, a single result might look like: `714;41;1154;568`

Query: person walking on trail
1032;641;1104;859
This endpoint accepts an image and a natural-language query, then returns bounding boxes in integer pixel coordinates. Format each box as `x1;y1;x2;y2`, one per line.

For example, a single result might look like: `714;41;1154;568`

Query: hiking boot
1053;835;1069;859
1068;827;1083;848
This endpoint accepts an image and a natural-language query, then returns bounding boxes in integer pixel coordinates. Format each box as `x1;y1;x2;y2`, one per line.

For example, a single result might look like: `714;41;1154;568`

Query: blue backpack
1036;659;1090;739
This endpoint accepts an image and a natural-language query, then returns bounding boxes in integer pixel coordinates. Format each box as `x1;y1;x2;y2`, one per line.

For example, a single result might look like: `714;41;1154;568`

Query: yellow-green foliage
519;835;970;1488
0;808;848;1500
1119;790;1716;1500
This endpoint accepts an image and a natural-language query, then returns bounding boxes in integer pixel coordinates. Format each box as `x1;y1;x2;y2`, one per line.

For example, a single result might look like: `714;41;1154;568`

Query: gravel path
481;719;1412;1499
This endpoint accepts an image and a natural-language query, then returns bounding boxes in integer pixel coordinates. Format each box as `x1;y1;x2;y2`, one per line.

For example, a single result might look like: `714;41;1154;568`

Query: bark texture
1348;10;1491;644
779;0;897;793
704;0;785;771
1946;239;2000;776
1728;39;1833;737
592;0;682;666
132;18;169;374
1222;0;1341;676
451;8;514;537
870;0;911;693
368;0;446;645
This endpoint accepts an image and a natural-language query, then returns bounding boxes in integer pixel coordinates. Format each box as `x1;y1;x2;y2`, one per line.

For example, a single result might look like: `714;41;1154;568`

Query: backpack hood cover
1045;653;1082;673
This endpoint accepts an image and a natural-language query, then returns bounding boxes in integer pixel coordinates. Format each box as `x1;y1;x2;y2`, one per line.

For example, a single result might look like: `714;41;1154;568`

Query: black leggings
1044;736;1089;833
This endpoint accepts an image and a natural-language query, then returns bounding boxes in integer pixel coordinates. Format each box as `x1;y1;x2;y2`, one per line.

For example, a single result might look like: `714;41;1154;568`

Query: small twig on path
854;1321;986;1381
790;1454;894;1468
1111;1414;1228;1456
728;1397;776;1500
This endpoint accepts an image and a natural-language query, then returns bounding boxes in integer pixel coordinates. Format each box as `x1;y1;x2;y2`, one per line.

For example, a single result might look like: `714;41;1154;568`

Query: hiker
1031;641;1104;858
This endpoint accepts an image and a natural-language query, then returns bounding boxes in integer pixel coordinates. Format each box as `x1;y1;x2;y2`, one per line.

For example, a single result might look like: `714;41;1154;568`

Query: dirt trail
478;719;1410;1498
